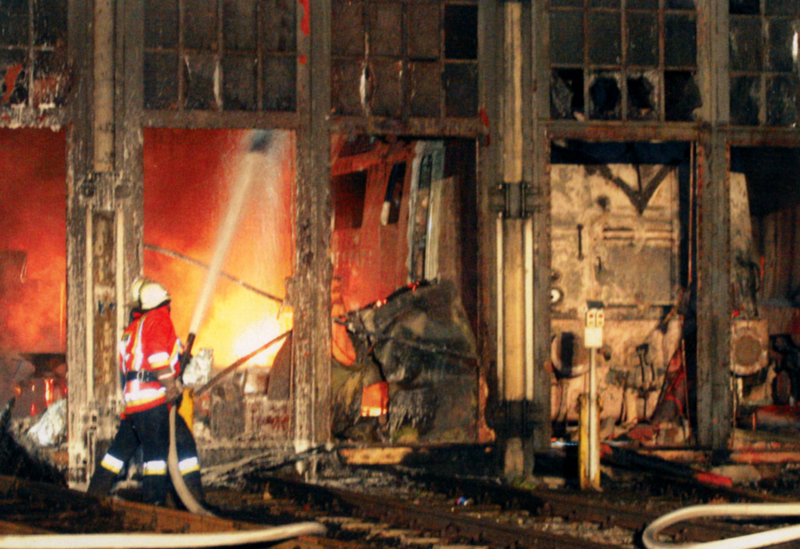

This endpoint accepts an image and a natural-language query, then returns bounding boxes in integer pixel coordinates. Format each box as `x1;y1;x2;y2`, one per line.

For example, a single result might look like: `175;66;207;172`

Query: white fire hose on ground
643;502;800;549
0;522;327;549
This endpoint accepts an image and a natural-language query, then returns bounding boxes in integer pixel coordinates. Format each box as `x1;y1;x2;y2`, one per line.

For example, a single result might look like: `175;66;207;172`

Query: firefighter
87;279;204;507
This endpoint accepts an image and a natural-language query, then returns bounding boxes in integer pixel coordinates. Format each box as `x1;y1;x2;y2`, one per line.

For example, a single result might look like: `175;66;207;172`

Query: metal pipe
643;502;800;549
496;214;505;399
524;217;534;401
143;244;284;305
0;522;327;549
588;346;598;485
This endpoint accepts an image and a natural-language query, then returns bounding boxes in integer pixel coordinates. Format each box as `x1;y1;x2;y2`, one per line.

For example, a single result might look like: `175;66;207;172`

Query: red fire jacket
118;305;181;415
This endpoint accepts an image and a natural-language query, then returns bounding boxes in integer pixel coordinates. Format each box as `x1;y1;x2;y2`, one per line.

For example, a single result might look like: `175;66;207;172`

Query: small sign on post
584;301;604;349
580;300;604;491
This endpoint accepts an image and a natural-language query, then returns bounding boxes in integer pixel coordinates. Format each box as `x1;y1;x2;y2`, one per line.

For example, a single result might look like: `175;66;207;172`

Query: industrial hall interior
4;0;800;515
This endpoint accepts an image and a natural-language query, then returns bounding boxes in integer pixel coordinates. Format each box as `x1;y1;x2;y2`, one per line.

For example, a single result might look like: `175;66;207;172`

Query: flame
44;378;54;407
233;312;293;368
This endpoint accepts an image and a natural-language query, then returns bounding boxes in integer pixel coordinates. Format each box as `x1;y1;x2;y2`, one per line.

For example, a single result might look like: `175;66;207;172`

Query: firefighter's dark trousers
87;403;203;506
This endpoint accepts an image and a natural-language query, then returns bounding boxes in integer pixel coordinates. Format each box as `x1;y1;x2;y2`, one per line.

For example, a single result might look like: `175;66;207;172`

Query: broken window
548;0;698;121
627;73;657;120
143;0;296;111
0;0;68;108
589;73;621;120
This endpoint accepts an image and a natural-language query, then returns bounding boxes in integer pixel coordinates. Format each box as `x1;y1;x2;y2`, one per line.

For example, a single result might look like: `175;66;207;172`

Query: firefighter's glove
162;376;183;404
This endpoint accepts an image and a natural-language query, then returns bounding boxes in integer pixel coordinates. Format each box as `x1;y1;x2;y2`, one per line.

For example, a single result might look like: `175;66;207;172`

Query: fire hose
0;522;326;549
167;330;292;516
642;503;800;549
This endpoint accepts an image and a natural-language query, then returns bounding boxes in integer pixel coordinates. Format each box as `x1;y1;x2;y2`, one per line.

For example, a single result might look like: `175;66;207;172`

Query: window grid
0;0;68;110
143;0;296;112
331;0;479;121
729;2;800;127
549;0;699;122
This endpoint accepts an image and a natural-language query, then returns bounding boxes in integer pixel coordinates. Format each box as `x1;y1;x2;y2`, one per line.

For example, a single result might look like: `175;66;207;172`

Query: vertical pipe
93;0;114;173
496;214;505;399
85;211;94;400
580;344;600;490
524;217;534;401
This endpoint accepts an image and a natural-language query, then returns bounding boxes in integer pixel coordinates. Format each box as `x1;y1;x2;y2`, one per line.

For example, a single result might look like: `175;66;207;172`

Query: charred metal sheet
550;164;679;312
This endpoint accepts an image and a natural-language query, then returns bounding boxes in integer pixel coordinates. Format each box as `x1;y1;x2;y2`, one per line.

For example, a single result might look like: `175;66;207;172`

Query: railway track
0;455;792;549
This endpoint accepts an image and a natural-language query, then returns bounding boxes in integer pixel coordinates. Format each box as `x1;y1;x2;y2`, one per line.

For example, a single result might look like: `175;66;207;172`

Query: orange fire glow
143;129;296;369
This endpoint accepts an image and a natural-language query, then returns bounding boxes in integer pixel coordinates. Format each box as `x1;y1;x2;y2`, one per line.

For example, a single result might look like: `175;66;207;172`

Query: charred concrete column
294;0;332;463
66;0;94;488
67;0;144;487
530;1;552;453
696;0;732;449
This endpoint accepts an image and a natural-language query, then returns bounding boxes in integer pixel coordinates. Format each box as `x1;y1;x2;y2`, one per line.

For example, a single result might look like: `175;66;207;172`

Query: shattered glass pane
370;2;402;57
589;72;621;119
332;1;364;56
664;70;700;121
665;0;695;9
185;0;218;50
730;0;760;15
550;10;584;65
144;53;178;109
444;62;477;118
33;0;66;47
145;0;178;48
766;75;799;126
550;68;584;119
730;76;760;125
261;0;295;53
370;59;403;117
665;13;697;67
767;19;797;72
262;55;295;111
765;0;800;16
408;4;439;60
0;0;28;46
627;73;657;120
409;61;440;118
223;0;256;51
222;56;256;111
628;0;658;8
331;59;363;116
445;4;478;60
184;54;218;110
0;50;27;106
627;12;658;66
730;17;763;71
589;11;621;65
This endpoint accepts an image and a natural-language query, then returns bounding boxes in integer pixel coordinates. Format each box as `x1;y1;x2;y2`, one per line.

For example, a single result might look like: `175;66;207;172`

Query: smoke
143;129;295;367
0;128;66;354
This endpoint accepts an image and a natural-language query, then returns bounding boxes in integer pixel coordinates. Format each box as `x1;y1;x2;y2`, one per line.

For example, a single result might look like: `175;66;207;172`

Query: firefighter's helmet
139;281;171;310
129;277;148;305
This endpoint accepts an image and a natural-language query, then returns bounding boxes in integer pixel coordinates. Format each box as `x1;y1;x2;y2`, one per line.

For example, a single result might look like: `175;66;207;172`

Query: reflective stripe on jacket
119;305;181;415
